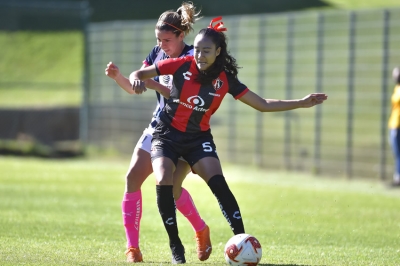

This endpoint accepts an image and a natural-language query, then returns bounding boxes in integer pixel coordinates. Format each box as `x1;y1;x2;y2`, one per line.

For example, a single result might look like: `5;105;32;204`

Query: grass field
1;156;399;265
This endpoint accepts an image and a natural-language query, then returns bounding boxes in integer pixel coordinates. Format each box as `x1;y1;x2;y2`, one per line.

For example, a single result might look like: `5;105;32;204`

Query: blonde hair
156;2;202;36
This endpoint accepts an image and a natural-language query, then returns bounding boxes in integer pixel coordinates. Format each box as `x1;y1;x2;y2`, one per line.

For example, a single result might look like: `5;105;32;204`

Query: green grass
0;31;82;107
325;0;400;9
1;156;399;265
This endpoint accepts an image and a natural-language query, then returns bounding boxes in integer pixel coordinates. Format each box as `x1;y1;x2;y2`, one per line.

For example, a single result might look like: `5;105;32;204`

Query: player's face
155;29;184;58
194;34;221;71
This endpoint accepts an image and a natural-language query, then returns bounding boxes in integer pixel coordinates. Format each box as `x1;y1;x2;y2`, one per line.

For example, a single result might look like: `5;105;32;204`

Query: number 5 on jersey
202;142;213;152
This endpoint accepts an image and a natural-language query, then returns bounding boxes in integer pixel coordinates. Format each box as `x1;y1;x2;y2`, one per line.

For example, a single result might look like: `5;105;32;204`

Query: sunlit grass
1;156;399;265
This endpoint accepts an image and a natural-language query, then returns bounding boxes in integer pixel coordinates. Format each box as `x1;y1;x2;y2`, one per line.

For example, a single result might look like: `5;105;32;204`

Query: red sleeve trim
234;88;249;99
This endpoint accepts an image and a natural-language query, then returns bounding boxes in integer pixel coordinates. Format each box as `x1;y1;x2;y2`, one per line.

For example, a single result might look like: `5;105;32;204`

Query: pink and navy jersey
155;56;249;133
142;44;193;128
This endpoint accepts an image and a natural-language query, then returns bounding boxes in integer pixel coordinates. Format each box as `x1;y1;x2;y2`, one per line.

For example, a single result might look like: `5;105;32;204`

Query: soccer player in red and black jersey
129;17;328;264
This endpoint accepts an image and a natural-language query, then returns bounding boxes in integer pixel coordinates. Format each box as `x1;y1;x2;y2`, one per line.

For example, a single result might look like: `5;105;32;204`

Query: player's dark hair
156;2;202;37
195;28;240;85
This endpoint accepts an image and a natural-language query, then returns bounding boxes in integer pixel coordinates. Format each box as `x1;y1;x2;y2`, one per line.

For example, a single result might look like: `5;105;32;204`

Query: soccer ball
224;233;262;266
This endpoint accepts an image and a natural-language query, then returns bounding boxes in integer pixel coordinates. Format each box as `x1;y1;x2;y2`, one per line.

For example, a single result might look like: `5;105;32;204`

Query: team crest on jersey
212;78;223;91
160;75;173;89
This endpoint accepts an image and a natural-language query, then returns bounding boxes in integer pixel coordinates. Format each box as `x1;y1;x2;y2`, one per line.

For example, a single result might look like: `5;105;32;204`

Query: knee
173;186;183;199
207;175;228;191
155;172;174;185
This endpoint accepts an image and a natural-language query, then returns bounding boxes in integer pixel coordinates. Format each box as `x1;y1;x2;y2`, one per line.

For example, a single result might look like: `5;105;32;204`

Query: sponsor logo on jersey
187;95;205;106
160;75;173;89
172;95;209;112
209;92;220;97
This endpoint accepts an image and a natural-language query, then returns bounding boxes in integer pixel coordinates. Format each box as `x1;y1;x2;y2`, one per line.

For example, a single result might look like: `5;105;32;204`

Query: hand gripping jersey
155;56;249;133
143;45;194;129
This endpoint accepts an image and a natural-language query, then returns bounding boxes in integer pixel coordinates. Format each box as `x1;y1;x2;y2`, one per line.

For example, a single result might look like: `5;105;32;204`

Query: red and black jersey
155;56;249;133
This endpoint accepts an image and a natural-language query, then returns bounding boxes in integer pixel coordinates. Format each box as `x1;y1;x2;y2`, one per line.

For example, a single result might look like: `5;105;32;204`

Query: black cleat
170;243;186;264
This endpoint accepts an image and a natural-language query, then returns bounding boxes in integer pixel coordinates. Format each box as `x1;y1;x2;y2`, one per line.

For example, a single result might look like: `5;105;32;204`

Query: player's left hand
300;93;328;108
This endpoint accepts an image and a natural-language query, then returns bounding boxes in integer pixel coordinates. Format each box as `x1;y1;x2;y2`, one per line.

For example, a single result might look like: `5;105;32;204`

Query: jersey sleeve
143;46;160;67
155;56;193;76
227;74;249;99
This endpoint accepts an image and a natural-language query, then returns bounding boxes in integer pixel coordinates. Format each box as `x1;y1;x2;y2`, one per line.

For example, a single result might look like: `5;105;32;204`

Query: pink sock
122;191;142;248
175;188;206;232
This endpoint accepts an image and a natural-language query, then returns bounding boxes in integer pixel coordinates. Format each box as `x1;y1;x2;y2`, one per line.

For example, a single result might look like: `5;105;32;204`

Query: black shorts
150;121;219;167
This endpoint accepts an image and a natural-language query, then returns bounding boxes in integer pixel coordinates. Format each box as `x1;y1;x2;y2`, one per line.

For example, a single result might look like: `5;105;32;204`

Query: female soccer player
122;17;327;264
105;2;212;263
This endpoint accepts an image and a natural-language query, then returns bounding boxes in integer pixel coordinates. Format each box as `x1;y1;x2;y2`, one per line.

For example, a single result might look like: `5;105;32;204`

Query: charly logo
165;217;174;225
232;211;241;219
183;71;192;80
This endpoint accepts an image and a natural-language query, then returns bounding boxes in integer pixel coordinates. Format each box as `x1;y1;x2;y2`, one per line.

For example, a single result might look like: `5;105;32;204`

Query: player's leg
151;124;186;264
153;156;186;264
173;160;206;232
192;157;245;235
187;136;245;236
173;160;211;261
390;128;400;186
123;130;154;262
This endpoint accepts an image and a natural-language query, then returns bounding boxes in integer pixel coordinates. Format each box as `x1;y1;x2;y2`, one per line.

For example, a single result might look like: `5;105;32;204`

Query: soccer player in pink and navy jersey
105;2;212;263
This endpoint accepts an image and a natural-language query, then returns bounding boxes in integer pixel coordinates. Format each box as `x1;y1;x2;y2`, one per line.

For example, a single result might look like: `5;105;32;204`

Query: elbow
255;107;265;112
129;71;142;83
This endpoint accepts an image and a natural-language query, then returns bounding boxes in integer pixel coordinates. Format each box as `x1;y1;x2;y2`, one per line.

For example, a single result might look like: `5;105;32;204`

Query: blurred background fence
84;8;400;180
0;1;90;157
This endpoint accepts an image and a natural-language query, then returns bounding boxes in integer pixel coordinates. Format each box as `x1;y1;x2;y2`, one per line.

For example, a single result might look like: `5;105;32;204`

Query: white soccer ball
224;233;262;266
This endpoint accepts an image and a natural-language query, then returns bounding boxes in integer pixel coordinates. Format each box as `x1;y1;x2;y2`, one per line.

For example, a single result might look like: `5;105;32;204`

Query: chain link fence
82;8;400;180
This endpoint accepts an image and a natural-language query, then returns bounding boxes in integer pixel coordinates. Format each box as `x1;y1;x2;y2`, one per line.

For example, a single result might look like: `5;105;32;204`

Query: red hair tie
208;16;227;32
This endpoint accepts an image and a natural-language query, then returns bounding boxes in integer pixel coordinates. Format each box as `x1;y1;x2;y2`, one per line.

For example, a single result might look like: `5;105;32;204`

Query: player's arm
142;77;171;99
238;90;328;112
105;61;169;98
105;61;136;94
129;65;171;99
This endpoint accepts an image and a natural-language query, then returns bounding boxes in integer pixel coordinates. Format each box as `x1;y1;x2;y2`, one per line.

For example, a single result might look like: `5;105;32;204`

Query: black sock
156;185;182;246
207;175;245;234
